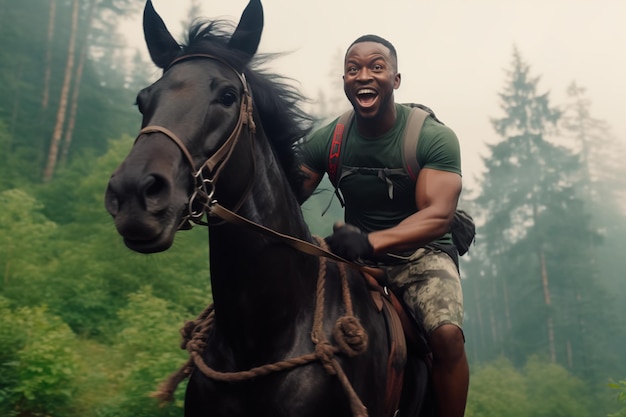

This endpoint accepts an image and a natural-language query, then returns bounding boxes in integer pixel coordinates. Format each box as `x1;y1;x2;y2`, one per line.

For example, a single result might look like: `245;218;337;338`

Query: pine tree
463;48;607;382
559;82;626;380
560;81;626;209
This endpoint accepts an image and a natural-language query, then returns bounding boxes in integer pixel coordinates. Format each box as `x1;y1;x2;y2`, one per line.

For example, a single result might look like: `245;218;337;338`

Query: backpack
327;103;476;256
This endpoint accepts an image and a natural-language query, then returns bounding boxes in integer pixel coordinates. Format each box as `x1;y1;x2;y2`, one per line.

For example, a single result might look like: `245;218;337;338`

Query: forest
0;0;625;416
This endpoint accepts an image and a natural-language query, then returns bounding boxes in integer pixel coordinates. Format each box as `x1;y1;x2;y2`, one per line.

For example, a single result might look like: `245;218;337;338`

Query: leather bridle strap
137;53;381;278
209;202;384;279
138;53;255;181
139;125;196;171
138;89;253;181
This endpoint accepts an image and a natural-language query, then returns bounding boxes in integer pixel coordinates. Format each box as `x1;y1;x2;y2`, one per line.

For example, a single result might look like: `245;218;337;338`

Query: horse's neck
208;130;317;346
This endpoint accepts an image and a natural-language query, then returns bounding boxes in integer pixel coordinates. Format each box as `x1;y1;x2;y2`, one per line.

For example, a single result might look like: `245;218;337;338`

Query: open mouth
355;88;378;108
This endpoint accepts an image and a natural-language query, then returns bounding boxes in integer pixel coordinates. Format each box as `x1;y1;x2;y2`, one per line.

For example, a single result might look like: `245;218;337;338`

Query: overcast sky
121;0;626;189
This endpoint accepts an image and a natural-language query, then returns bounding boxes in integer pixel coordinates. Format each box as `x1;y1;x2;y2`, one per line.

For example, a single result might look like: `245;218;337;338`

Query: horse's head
105;0;267;253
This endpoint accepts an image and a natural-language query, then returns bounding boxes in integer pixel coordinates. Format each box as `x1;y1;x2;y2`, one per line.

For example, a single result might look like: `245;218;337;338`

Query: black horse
104;1;432;416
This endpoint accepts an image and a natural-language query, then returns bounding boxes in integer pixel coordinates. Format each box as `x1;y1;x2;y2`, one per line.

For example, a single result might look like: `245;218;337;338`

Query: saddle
362;269;432;417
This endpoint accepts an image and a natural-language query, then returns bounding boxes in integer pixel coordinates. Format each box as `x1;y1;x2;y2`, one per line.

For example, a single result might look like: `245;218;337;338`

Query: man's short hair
346;34;398;69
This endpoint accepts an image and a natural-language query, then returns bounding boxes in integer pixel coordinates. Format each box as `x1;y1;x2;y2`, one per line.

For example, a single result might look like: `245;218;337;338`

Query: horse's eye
135;92;146;114
219;91;238;107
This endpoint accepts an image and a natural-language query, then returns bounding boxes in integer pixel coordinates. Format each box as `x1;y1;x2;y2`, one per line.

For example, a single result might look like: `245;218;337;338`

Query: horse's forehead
162;58;242;87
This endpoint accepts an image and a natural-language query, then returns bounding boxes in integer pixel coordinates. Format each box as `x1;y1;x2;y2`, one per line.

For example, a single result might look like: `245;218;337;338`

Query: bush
0;298;80;416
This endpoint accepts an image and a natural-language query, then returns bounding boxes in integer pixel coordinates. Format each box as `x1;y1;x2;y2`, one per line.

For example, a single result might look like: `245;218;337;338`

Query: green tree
557;82;626;384
0;189;58;307
523;356;590;417
466;356;593;417
465;357;530;417
0;0;146;184
463;48;616;391
0;298;80;417
560;81;626;297
31;136;212;337
95;287;188;417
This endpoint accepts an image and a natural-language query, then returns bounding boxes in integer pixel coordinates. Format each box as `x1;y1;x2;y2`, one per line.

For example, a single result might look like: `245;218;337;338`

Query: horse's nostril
141;174;171;212
104;185;119;216
143;175;160;198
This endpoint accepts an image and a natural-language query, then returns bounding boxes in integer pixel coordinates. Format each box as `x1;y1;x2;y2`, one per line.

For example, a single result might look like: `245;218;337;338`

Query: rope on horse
152;236;370;417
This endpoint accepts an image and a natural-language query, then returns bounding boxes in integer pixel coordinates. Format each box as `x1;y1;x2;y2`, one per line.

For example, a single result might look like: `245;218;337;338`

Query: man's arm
298;165;323;204
368;168;461;254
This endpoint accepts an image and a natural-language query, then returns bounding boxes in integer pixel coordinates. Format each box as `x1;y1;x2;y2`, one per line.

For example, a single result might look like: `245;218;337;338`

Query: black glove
325;222;374;261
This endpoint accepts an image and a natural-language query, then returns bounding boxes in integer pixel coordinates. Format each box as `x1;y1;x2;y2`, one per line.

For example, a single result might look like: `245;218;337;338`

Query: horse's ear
228;0;264;59
143;0;181;69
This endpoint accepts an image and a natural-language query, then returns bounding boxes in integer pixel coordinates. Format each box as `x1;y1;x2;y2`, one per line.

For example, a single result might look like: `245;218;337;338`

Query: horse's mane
181;20;313;199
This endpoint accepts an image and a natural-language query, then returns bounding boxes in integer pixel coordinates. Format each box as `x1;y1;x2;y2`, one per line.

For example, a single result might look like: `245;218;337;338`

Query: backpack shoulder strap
402;107;429;181
329;105;430;186
328;109;355;187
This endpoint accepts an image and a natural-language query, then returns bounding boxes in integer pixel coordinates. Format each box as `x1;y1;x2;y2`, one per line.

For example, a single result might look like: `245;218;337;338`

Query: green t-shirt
300;103;461;238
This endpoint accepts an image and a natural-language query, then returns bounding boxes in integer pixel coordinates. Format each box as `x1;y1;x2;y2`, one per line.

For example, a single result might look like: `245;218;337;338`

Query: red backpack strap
401;107;429;181
328;110;354;187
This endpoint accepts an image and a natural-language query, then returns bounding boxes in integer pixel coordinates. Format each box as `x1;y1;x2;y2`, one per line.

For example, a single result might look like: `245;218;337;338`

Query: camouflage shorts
386;247;464;335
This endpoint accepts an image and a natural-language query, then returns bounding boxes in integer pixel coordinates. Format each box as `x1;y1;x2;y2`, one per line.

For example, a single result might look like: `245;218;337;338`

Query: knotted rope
152;237;369;417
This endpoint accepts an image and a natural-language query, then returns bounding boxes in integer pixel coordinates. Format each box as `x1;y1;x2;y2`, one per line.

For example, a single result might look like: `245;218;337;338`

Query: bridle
135;53;370;269
137;53;257;227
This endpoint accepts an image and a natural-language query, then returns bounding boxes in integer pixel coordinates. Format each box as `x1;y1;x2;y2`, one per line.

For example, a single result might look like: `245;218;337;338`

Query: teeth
357;88;376;95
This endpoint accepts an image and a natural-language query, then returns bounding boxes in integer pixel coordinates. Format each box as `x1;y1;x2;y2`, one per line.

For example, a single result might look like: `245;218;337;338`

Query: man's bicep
415;168;462;219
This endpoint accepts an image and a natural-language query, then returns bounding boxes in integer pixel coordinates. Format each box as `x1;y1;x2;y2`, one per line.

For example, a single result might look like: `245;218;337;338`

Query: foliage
560;82;626;300
466;356;591;417
466;357;530;417
461;47;624;409
0;2;624;413
0;189;59;308
523;356;590;417
0;136;212;340
608;380;626;417
94;287;188;417
0;0;147;184
0;298;80;417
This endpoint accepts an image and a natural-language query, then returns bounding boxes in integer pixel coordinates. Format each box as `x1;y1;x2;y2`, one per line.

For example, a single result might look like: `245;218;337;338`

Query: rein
138;54;370;270
154;237;370;417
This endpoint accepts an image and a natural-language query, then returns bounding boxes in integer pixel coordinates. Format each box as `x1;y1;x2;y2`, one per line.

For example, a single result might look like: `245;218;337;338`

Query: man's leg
387;248;468;417
429;324;469;417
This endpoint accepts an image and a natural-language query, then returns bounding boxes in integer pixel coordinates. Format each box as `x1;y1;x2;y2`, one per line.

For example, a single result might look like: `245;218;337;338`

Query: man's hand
325;222;374;261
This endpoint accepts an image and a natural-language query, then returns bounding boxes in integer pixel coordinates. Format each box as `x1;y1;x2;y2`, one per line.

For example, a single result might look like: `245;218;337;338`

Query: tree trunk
8;63;24;137
60;0;96;166
41;0;56;111
539;250;556;362
471;277;485;362
43;0;79;182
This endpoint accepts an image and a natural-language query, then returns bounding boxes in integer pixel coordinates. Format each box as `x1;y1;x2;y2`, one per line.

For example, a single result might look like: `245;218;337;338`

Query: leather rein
136;54;363;268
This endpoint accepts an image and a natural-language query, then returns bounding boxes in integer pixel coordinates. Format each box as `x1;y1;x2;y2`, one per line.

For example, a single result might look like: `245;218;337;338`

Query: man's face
343;41;401;119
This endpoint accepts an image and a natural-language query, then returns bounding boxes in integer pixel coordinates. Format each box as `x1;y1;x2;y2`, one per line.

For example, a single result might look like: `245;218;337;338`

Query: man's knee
429;324;465;363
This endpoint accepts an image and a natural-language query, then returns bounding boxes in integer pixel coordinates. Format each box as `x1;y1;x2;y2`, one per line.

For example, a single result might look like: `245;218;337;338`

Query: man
298;34;469;417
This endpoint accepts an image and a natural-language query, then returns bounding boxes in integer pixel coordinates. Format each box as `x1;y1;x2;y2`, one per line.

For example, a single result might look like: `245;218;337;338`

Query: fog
122;0;626;189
